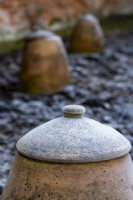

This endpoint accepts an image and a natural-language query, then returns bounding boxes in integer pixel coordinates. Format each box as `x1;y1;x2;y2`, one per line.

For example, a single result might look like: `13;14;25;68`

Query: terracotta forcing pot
1;105;133;200
20;30;70;95
70;15;104;53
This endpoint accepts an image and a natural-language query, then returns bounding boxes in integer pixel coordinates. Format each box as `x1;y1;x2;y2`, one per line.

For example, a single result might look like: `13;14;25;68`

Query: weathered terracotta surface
20;36;70;94
2;153;133;200
70;15;104;53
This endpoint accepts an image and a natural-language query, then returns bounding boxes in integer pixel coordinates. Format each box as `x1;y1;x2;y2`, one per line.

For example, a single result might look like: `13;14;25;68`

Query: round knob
63;105;86;118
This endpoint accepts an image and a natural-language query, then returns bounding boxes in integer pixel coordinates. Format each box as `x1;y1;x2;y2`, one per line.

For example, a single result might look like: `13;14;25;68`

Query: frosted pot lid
17;105;131;163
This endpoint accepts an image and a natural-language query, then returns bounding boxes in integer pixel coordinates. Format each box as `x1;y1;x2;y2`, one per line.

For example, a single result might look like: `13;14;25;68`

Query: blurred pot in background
70;14;104;53
20;30;70;95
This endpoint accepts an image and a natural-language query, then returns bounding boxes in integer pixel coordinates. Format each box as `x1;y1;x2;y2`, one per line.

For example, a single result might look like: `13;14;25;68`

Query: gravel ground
0;31;133;193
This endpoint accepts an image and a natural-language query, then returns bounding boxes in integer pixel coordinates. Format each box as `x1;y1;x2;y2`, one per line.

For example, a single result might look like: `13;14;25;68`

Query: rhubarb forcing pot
20;30;70;94
70;14;104;53
1;105;133;199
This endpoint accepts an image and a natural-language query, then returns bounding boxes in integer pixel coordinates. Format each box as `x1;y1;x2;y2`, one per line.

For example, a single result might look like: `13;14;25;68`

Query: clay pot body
70;15;104;53
2;153;133;200
20;32;70;94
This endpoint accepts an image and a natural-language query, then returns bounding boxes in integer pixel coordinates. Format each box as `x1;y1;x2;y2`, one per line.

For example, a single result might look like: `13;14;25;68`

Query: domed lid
25;30;60;41
17;105;131;163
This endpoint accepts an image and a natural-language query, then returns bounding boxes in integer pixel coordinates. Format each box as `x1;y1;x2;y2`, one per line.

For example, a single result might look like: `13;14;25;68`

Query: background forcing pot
1;105;133;200
69;15;104;53
20;30;70;94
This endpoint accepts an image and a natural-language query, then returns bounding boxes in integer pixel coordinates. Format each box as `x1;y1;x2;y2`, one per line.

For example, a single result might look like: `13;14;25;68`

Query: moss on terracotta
0;39;25;53
100;15;133;33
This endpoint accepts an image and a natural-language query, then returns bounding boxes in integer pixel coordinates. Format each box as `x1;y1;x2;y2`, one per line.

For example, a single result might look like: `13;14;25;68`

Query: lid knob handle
63;105;86;118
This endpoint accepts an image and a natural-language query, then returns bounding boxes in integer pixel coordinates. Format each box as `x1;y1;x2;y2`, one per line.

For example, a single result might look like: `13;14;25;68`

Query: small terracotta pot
20;30;70;95
1;105;133;199
70;15;104;53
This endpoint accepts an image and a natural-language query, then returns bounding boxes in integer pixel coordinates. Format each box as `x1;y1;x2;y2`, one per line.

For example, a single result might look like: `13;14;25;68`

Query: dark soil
0;31;133;193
